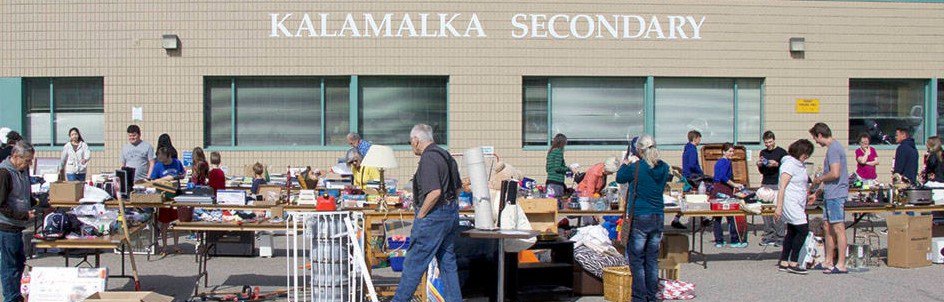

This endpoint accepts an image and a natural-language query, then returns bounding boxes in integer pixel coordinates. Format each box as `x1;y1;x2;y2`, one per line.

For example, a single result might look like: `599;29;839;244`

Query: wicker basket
602;266;632;302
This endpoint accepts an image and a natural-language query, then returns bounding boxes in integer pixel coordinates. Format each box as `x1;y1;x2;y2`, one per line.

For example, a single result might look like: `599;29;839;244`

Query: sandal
823;267;848;274
812;263;832;271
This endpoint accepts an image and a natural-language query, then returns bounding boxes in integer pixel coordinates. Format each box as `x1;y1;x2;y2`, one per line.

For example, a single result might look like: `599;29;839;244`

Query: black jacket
894;138;919;183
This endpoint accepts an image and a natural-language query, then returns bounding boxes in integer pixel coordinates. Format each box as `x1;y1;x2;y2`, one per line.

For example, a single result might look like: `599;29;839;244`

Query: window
523;77;645;146
24;78;104;146
358;77;448;145
654;78;762;146
849;79;927;145
937;80;943;137
204;77;349;147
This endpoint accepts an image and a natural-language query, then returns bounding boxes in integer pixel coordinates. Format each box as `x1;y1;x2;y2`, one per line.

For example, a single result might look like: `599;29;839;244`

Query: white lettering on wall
364;13;393;37
511;14;528;38
511;13;706;40
268;13;706;40
465;14;486;37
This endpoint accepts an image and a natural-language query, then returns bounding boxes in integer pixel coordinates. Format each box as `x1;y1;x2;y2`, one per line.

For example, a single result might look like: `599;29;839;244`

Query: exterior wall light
789;37;805;53
162;34;180;50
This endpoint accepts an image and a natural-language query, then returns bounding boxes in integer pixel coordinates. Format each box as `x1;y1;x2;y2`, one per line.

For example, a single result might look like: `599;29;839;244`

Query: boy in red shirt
208;152;226;191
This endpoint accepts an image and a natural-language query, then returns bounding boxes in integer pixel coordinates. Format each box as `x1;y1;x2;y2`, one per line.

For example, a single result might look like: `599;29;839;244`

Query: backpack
35;211;78;240
573;172;587;184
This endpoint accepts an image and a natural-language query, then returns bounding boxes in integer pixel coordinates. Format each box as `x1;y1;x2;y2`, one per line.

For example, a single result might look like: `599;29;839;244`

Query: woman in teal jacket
616;135;670;302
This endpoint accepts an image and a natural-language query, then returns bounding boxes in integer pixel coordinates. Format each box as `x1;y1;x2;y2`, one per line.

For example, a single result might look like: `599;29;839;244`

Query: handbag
618;162;641;248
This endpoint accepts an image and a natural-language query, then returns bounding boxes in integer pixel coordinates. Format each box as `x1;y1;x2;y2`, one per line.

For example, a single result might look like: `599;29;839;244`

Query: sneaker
760;240;778;247
879;228;888;235
778;264;789;272
788;266;809;275
671;221;688;229
714;243;725;248
729;242;748;248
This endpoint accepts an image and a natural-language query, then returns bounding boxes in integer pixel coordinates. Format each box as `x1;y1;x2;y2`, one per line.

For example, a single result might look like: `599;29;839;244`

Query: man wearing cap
576;157;620;197
0;142;36;302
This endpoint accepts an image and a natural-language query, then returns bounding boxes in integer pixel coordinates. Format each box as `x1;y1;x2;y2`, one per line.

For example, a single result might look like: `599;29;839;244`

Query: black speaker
115;167;135;199
501;180;519;205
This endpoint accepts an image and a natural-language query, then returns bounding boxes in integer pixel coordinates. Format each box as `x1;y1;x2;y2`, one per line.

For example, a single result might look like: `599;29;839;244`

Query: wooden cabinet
701;144;751;187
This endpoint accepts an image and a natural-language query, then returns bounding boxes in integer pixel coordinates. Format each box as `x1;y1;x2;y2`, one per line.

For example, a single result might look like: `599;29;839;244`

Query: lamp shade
362;145;398;169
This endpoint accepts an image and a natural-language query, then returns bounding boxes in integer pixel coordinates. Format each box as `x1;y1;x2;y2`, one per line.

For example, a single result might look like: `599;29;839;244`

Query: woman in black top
157;133;178;160
921;136;944;183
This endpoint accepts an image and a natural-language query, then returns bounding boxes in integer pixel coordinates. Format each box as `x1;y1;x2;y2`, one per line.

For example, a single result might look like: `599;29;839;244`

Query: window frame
204;76;344;149
356;76;450;146
22;77;105;147
847;78;934;149
203;75;449;150
522;76;765;150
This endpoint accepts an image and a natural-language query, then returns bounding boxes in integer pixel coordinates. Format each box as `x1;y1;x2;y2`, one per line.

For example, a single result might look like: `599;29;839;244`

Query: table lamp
361;145;398;211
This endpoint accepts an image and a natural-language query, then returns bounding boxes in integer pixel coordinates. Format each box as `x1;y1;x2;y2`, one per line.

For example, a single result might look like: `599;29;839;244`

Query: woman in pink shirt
576;157;619;197
855;133;879;181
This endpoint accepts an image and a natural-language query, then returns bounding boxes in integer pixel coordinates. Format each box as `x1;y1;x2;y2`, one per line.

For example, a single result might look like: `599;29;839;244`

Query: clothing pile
570;225;626;278
191;208;259;223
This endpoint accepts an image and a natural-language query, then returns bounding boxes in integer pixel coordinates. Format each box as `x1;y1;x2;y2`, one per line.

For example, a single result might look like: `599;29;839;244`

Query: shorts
823;198;845;224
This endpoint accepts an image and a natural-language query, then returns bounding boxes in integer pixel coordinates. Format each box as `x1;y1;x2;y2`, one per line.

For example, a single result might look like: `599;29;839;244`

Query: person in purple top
711;143;747;248
855;133;879;183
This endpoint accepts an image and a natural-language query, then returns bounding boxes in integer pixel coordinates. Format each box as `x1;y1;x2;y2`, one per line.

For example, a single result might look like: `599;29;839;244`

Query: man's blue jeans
393;206;461;302
0;230;25;302
626;214;663;302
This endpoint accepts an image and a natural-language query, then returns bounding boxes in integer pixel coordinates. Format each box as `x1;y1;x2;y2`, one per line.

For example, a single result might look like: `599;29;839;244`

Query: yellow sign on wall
796;99;820;113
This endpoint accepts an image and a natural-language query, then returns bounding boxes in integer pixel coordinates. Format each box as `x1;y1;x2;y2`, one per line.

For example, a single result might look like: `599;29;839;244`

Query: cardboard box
270;205;285;219
256;185;282;205
130;193;163;204
886;215;932;268
84;291;173;302
49;181;84;202
520;198;558;234
660;233;690;265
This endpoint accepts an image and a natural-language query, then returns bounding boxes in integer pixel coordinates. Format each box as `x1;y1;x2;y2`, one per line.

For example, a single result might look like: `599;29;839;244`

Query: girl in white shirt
775;139;815;274
59;127;91;182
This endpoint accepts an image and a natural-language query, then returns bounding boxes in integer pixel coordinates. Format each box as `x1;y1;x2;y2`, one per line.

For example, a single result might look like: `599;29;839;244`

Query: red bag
316;195;337;211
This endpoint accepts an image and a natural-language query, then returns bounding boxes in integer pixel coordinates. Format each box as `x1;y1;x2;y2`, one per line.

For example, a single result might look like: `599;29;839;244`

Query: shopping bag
798;233;819;268
426;259;446;302
734;216;748;242
658;278;696;300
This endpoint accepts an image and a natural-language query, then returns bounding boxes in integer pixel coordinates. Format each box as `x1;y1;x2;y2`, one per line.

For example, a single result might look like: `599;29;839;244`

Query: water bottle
697;181;706;194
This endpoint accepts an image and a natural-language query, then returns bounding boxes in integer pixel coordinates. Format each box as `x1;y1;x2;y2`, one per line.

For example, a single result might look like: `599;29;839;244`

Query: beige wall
2;1;943;185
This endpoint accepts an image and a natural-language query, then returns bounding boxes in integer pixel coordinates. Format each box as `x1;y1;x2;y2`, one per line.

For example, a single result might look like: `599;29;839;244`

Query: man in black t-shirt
758;131;788;246
394;124;462;302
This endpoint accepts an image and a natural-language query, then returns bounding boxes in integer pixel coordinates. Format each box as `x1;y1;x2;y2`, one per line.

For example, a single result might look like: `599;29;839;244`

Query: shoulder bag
618;162;640;248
